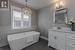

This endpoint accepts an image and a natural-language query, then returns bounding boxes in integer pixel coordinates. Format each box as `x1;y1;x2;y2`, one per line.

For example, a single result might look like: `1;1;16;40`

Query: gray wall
0;10;11;26
0;1;38;33
38;5;54;38
67;0;75;18
0;1;37;35
0;1;38;26
0;1;38;47
38;0;75;38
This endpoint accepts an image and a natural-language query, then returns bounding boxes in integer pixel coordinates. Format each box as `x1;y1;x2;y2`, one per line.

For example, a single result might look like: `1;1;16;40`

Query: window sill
12;27;31;30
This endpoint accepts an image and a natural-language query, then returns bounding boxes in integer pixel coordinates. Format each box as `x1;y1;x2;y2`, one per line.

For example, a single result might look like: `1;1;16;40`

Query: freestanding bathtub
8;31;40;50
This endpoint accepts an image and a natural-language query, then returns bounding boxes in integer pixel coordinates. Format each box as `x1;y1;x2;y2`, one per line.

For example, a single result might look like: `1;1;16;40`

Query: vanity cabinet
48;30;66;50
66;33;75;50
48;29;75;50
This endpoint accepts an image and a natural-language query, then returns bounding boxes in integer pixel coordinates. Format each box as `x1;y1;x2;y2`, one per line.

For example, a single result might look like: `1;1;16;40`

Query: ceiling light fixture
23;0;32;16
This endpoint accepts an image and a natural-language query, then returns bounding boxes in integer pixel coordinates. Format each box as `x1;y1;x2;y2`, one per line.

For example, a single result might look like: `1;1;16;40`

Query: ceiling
11;0;57;10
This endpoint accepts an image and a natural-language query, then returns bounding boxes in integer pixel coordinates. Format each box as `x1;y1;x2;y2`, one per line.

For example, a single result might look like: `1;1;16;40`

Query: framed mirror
53;8;68;25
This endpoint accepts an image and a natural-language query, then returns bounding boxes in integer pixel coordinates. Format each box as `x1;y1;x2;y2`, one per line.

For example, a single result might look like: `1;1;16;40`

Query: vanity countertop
48;28;75;34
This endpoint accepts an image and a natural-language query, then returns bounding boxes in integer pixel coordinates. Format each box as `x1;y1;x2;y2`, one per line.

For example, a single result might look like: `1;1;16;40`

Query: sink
52;27;71;31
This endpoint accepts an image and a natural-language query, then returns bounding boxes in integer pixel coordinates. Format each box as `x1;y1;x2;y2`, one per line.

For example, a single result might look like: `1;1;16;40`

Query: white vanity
48;27;75;50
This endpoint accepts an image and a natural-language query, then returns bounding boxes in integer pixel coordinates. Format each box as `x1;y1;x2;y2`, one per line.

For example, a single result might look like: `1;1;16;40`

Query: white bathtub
8;31;40;50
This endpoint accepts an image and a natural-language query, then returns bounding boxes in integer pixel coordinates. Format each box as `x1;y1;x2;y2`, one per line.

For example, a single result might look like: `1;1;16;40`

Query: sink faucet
57;27;61;29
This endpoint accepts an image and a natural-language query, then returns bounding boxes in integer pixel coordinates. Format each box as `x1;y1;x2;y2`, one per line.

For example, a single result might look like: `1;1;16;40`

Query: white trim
40;36;48;41
11;5;21;29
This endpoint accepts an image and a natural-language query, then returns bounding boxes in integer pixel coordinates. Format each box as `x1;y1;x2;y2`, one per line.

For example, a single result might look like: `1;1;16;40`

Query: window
11;6;31;29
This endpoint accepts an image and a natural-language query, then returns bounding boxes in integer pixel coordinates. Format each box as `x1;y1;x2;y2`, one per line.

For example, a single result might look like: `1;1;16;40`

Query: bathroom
0;0;75;50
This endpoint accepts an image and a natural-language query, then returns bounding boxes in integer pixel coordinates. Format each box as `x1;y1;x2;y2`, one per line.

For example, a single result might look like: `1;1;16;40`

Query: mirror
54;8;68;25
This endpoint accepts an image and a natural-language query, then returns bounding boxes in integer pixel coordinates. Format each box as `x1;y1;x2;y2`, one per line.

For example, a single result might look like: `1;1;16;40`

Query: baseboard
0;42;8;47
40;36;48;41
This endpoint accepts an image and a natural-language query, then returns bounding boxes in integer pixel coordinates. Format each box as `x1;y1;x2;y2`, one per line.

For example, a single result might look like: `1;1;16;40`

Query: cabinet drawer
66;44;75;50
66;38;75;46
66;33;75;39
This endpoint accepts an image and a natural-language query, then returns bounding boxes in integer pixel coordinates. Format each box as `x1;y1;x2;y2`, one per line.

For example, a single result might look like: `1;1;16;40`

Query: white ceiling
11;0;56;10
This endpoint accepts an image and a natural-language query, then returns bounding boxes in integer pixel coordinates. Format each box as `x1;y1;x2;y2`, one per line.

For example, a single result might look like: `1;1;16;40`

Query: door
66;33;75;50
48;31;57;49
55;31;66;50
48;30;66;50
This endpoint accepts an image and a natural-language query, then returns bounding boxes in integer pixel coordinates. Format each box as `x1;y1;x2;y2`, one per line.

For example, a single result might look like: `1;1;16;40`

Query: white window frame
11;6;31;29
